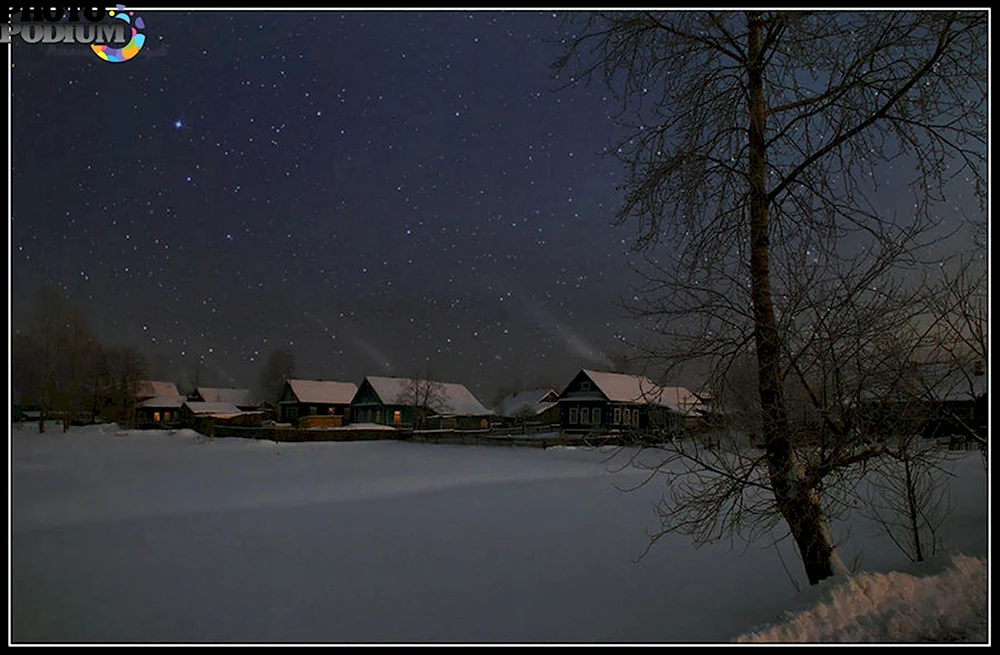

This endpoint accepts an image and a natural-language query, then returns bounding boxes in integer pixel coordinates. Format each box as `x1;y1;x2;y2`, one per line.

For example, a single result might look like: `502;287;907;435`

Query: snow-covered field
9;422;989;644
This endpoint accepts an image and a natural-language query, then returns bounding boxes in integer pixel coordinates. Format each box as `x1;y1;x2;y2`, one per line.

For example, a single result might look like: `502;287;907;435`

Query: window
153;412;161;422
309;406;317;416
376;410;382;424
580;407;590;424
613;407;621;425
327;406;336;415
623;408;630;425
632;408;640;427
569;406;579;424
592;408;601;425
163;411;171;422
581;380;591;391
393;410;402;425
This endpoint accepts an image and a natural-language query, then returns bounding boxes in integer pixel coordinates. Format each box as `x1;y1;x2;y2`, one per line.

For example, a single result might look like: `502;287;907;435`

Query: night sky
11;10;640;401
10;10;986;404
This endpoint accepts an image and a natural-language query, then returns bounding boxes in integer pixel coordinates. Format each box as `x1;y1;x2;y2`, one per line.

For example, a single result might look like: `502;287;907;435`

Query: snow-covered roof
494;389;558;417
137;380;180;399
862;361;988;403
570;369;703;415
195;387;254;406
285;379;358;405
361;376;493;416
182;401;243;416
137;395;185;409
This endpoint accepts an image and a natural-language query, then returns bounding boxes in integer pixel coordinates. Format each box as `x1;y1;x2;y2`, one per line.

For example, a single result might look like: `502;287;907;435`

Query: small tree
860;435;958;563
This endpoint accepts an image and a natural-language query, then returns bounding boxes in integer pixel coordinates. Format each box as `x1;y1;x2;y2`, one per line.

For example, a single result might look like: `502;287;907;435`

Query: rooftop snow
286;379;359;405
362;376;492;416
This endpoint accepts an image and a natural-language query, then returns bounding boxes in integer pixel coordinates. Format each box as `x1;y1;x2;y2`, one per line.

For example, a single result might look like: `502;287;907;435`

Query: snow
579;369;702;414
136;395;184;409
285;379;358;405
9;422;989;644
137;380;181;399
363;375;492;416
181;401;243;416
193;387;254;406
493;388;558;417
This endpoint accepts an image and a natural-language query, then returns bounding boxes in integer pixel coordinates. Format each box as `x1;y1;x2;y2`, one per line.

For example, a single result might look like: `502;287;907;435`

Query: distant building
351;376;494;429
137;380;181;403
135;380;185;427
277;379;358;425
190;387;257;411
493;388;560;425
860;360;988;445
557;369;702;435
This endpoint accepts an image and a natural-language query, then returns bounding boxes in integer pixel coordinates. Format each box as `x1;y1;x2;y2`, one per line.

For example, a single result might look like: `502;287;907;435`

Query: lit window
163;411;170;422
393;410;401;425
153;412;161;422
614;407;621;424
569;406;579;424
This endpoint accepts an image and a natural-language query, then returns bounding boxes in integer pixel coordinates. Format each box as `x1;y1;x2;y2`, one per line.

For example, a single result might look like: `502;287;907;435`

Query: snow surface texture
737;554;988;643
9;422;989;644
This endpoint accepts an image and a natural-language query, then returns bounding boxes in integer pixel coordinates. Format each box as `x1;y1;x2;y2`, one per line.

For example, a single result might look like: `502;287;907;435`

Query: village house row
126;369;709;437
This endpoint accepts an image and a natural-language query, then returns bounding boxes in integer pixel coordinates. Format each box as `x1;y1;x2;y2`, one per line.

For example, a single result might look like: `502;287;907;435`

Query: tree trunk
903;457;924;562
746;12;839;586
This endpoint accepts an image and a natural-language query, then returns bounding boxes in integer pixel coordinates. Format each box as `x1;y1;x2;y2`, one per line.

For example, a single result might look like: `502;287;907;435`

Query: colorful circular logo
91;6;145;63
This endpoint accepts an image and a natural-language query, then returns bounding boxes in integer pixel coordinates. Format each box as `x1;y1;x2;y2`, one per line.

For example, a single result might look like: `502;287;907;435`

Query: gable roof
567;369;702;415
182;401;243;417
862;360;988;403
137;380;180;399
137;395;185;409
285;379;358;405
360;376;493;416
494;389;558;417
195;387;254;406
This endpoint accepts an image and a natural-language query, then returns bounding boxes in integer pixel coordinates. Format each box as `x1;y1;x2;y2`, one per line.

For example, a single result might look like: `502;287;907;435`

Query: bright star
174;119;183;129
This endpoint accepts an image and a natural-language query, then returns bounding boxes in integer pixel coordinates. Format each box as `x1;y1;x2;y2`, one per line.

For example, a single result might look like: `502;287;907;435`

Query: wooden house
493;388;560;425
557;369;702;436
135;380;185;427
277;379;358;425
190;387;257;411
351;376;493;429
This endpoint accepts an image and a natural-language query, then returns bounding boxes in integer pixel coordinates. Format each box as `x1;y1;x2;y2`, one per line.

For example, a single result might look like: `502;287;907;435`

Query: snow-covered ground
9;422;989;644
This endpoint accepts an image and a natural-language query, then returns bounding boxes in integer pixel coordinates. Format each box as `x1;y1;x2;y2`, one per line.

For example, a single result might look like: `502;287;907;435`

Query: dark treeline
12;286;149;432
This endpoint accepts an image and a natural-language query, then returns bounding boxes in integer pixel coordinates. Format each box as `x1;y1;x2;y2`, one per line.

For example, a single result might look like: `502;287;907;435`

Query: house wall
280;403;350;424
352;403;413;426
136;406;181;427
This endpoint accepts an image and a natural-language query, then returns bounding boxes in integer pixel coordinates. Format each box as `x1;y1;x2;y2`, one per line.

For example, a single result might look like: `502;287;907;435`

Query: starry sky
9;10;988;404
11;10;643;401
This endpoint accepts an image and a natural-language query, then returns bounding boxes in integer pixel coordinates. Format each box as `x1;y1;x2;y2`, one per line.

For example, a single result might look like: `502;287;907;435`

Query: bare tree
257;347;295;405
101;346;149;430
15;287;99;433
555;10;986;585
395;365;450;429
860;436;958;564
